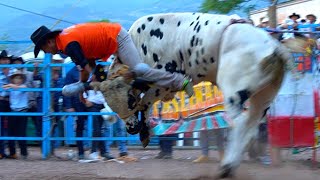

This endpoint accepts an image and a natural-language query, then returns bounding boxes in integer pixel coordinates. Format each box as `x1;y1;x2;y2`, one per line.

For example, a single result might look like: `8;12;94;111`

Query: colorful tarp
150;111;230;136
149;82;230;135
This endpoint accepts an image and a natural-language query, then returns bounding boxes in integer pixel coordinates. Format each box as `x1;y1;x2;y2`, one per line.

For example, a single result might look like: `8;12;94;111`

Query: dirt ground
0;147;319;180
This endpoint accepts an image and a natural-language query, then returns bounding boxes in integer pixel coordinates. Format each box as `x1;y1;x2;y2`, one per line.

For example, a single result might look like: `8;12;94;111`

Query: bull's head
92;62;175;147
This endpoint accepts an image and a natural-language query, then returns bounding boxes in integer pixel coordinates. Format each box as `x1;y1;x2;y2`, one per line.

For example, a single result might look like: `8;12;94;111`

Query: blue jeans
103;118;127;154
0;118;7;155
159;134;178;155
200;129;226;156
8;112;28;156
87;104;106;155
0;100;10;156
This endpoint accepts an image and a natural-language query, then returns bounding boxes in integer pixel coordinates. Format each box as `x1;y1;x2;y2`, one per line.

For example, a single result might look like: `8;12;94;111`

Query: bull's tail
257;44;290;91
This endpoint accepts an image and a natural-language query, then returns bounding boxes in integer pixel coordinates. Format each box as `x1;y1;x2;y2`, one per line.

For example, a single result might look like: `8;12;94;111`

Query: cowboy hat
30;26;62;58
288;13;300;19
9;69;26;83
0;50;12;59
10;56;24;64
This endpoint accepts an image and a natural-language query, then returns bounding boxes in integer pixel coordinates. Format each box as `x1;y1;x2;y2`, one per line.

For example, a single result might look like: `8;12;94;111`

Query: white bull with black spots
93;13;298;178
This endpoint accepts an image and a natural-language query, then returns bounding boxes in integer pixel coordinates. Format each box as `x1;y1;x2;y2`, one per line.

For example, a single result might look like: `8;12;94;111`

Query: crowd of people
256;13;319;42
0;50;133;161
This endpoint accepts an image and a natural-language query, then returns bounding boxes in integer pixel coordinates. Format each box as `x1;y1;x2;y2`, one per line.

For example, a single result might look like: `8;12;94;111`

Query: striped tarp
150;111;230;136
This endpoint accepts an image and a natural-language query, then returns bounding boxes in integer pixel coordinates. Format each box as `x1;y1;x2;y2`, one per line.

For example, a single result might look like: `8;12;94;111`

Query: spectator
10;57;38;142
32;62;43;140
83;64;112;160
63;65;87;160
33;56;65;152
0;50;12;159
279;13;301;41
154;102;177;159
305;14;319;38
2;69;29;159
306;14;317;24
155;134;178;159
193;129;226;163
104;115;134;161
50;59;65;149
257;16;269;28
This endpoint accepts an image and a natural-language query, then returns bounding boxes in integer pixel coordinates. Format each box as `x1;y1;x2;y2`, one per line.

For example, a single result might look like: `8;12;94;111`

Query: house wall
250;0;320;26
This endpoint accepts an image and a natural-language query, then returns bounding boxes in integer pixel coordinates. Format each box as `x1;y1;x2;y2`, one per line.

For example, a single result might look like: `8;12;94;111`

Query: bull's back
128;13;234;84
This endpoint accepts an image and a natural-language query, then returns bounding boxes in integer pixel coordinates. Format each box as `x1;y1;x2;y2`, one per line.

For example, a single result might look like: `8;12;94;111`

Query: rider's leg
116;27;194;97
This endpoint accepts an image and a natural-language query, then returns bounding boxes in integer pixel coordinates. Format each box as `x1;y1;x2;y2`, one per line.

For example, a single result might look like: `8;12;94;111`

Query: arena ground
0;147;319;180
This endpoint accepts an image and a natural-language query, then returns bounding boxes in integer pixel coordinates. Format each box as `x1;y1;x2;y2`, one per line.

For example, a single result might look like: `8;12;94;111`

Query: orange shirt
56;22;121;61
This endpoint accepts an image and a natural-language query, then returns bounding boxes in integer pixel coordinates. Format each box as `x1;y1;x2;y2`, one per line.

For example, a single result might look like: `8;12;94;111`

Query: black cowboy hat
30;26;62;58
289;13;300;19
306;14;317;19
94;64;107;82
10;56;24;64
0;50;12;59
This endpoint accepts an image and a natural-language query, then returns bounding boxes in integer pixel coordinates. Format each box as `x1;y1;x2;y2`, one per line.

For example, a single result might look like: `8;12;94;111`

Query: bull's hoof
126;117;142;135
139;122;150;148
216;164;234;179
141;137;150;148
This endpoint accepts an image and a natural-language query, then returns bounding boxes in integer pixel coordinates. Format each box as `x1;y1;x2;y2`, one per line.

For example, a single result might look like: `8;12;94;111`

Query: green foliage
88;19;110;23
201;0;250;14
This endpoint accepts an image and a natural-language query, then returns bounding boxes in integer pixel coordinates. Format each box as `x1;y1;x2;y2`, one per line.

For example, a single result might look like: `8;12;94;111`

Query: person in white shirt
280;13;301;41
82;64;114;160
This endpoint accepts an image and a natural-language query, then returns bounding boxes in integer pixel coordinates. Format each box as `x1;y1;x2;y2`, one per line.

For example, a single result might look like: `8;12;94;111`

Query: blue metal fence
0;53;139;159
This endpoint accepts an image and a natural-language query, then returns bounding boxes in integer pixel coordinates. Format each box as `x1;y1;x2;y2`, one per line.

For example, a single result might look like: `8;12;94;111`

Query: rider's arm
65;41;89;69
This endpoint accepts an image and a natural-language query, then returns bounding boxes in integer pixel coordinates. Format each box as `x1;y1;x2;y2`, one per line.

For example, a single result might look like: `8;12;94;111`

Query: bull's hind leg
216;54;284;178
218;87;280;178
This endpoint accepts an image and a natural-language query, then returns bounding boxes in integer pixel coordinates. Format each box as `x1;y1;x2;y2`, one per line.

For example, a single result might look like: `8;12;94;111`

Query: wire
49;0;82;29
0;0;82;53
0;2;75;25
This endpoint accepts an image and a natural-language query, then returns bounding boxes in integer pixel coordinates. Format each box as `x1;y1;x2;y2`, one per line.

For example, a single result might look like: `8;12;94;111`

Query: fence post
42;53;52;159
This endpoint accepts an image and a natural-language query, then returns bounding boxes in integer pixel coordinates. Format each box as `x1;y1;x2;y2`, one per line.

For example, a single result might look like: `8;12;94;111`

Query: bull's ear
131;78;154;92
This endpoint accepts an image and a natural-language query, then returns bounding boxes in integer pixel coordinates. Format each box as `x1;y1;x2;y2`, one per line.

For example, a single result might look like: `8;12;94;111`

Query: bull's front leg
124;110;150;148
218;111;258;178
136;109;151;148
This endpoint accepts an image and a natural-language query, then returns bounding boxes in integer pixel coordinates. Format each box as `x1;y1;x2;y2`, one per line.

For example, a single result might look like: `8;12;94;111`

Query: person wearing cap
10;56;40;141
0;50;14;159
280;13;301;41
2;69;29;159
258;16;269;28
30;23;194;98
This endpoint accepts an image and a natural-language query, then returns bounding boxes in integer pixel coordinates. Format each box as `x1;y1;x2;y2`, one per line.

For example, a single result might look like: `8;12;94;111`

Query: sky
0;0;271;54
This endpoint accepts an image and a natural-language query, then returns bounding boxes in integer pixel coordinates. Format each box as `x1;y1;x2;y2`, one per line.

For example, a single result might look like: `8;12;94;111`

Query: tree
201;0;251;15
88;19;110;23
200;0;282;28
